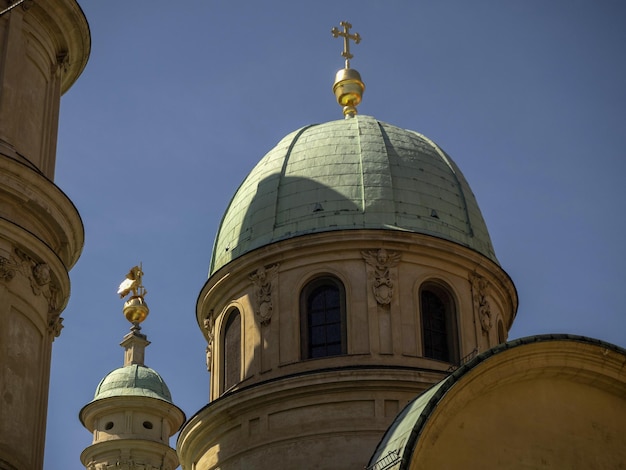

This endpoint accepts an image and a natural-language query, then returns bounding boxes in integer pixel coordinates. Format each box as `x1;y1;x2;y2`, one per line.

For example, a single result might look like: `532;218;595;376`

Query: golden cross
331;21;361;68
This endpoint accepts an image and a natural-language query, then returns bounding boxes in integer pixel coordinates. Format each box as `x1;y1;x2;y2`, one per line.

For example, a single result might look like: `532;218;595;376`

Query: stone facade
0;1;89;468
178;230;517;468
80;396;183;470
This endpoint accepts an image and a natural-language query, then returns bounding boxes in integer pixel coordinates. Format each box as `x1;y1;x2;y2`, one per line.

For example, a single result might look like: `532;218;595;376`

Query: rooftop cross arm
331;21;361;68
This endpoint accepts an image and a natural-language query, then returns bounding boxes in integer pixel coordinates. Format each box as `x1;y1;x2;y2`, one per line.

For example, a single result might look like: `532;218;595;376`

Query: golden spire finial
118;264;150;325
331;21;365;118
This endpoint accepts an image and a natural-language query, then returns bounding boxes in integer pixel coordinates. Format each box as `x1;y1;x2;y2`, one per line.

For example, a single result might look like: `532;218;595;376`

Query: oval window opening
105;421;114;430
143;421;153;430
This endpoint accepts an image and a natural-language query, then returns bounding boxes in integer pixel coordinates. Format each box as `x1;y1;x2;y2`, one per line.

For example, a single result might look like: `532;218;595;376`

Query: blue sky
45;1;626;467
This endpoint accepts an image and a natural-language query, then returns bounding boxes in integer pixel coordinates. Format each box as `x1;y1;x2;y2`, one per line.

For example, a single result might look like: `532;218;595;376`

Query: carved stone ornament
0;248;63;339
249;264;279;326
21;0;34;12
0;256;16;281
470;273;492;333
86;460;168;470
48;315;64;339
50;51;69;78
203;309;215;371
362;248;401;306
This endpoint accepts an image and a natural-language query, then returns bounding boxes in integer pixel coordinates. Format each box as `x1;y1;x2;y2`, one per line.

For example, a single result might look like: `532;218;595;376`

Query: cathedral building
0;3;624;470
172;22;626;469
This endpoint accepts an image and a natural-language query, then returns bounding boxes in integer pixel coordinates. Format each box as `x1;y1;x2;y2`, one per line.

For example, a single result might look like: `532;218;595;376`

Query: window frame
497;318;506;344
419;282;459;364
300;276;347;360
221;307;242;393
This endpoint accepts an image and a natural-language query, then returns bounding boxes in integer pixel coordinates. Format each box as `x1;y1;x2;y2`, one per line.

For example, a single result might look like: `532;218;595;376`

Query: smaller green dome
92;364;172;403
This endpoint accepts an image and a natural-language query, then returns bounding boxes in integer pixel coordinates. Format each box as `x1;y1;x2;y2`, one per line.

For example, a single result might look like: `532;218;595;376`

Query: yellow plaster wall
409;341;626;469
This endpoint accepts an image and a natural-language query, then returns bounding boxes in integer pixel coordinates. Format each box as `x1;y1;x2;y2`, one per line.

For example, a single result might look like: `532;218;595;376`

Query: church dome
92;364;173;403
210;115;497;274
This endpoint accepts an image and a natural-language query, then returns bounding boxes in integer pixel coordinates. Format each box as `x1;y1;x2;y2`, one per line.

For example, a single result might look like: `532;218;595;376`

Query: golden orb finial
117;264;149;325
331;21;365;118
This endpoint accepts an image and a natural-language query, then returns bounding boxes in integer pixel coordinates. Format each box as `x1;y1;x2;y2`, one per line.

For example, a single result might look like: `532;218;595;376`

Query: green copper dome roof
92;364;173;403
210;115;497;274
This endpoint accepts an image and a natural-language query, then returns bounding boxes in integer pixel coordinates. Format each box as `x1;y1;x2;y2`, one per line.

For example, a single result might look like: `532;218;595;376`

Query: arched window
497;319;506;344
420;283;458;363
223;309;241;391
300;277;346;359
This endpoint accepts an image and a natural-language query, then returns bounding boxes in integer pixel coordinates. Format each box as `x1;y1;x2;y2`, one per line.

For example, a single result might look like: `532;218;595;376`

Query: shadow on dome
212;174;361;272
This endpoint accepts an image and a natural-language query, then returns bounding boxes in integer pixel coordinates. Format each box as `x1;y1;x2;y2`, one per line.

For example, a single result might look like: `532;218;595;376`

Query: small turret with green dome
79;267;185;470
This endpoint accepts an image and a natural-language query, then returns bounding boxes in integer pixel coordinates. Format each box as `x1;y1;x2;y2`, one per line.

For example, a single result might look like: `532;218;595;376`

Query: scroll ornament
250;264;279;325
470;273;492;332
203;309;215;372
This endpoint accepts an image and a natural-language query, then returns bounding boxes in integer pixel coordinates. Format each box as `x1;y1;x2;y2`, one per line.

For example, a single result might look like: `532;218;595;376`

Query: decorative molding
0;255;16;281
249;264;279;325
0;248;63;339
86;460;172;470
362;248;400;306
202;309;215;372
48;312;63;340
54;51;69;77
470;273;492;333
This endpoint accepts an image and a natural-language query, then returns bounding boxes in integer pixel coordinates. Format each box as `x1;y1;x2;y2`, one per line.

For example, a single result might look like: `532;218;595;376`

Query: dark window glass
421;286;458;363
223;309;241;391
301;278;346;359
